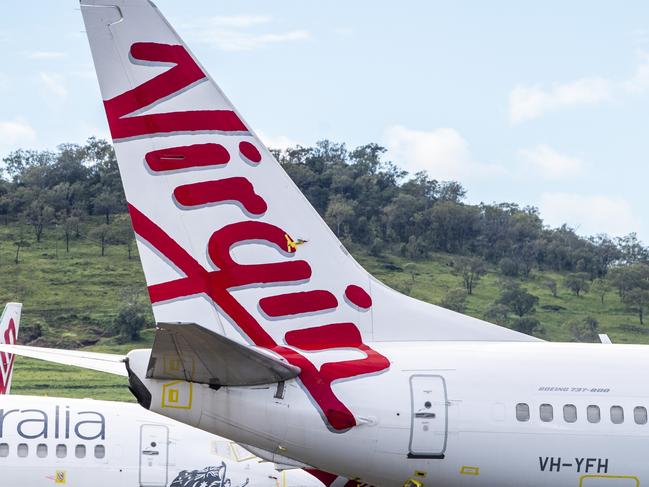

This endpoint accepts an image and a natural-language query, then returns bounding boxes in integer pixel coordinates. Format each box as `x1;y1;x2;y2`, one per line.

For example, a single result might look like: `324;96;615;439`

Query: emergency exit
139;424;169;486
408;375;448;459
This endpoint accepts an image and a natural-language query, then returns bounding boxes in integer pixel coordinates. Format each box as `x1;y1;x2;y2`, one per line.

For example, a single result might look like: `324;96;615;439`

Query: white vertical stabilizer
80;0;536;431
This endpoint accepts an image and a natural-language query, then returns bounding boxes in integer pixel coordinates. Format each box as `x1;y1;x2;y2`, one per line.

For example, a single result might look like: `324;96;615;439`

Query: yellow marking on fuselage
55;470;67;484
579;474;639;486
403;478;424;487
161;380;193;409
460;466;480;476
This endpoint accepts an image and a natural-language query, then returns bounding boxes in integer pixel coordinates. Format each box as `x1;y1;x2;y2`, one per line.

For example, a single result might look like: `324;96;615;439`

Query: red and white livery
8;2;649;486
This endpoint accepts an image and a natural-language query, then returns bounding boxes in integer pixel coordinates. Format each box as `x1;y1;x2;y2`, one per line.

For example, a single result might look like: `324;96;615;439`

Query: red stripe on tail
145;143;230;172
259;290;338;318
104;43;247;140
173;178;267;216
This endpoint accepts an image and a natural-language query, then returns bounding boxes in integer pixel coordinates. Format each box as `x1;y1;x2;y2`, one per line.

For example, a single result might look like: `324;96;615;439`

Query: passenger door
139;424;169;486
409;375;448;458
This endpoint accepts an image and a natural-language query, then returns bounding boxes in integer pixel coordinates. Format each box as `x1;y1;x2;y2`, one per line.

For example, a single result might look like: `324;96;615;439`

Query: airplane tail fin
80;0;536;431
0;303;21;395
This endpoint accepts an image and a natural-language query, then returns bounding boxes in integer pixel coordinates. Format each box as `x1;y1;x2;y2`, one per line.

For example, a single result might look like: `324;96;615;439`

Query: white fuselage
128;341;649;487
0;395;322;487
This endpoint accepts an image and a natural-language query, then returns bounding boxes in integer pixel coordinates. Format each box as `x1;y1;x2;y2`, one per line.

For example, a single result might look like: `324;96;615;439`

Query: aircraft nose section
125;349;153;409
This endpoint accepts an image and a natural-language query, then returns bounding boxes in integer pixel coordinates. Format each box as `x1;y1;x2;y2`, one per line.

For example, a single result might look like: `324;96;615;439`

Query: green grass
1;219;647;401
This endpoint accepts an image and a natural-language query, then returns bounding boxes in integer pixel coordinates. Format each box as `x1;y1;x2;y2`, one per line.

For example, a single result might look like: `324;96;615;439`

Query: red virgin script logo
106;42;390;431
0;318;17;395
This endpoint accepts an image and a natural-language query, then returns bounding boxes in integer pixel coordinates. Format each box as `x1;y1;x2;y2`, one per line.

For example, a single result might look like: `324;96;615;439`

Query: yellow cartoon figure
285;234;308;252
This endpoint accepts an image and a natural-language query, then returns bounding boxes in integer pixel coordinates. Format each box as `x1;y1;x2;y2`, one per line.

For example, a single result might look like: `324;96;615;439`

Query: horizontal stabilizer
0;344;128;377
147;323;300;386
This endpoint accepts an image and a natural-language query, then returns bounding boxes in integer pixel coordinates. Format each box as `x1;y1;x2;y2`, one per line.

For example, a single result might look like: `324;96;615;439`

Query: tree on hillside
616;233;649;264
440;288;468;313
59;213;80;253
24;198;55;243
13;226;30;264
564;273;590;297
427;201;480;254
383;194;422;242
402;235;428;260
92;189;122;225
543;279;558;298
403;262;418;282
2;136;649;287
113;302;147;342
324;195;355;236
606;264;649;324
454;256;486;295
89;224;113;256
484;303;509;326
499;257;519;277
591;278;611;305
568;316;600;342
608;264;649;300
111;215;136;259
622;289;649;325
512;317;542;336
497;282;539;317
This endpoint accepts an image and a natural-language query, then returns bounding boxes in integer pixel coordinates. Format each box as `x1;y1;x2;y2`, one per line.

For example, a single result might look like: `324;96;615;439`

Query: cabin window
17;443;28;458
516;403;530;421
94;445;105;459
563;404;577;423
0;443;9;457
75;444;86;459
634;406;647;425
540;404;553;422
56;444;67;459
587;405;600;423
37;444;47;458
611;406;624;424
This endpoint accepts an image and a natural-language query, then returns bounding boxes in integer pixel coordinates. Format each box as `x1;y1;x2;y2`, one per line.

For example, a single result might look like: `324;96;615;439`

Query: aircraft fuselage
129;341;649;487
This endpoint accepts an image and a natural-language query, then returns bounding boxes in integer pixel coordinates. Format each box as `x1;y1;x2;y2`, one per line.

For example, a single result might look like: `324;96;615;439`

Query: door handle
142;450;160;456
415;412;436;418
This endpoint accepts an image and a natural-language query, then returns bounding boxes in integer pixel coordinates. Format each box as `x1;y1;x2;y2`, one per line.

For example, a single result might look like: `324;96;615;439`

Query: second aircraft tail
0;303;21;395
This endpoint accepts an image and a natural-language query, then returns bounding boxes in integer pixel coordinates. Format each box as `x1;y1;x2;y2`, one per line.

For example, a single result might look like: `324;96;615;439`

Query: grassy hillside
2;217;646;401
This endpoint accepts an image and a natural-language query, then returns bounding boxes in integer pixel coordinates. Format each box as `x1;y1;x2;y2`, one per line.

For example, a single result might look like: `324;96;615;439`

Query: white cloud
383;125;504;180
257;131;298;151
624;51;649;95
28;51;67;60
38;72;68;100
509;77;612;123
0;119;37;151
510;50;649;122
540;192;641;238
200;30;309;52
207;15;273;29
189;15;310;51
519;144;583;180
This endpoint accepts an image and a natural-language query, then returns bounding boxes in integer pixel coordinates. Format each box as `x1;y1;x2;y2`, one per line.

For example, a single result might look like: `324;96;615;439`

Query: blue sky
2;1;649;240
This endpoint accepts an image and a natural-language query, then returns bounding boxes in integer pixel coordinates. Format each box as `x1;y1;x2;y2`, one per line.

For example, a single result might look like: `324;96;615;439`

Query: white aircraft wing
0;344;128;377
